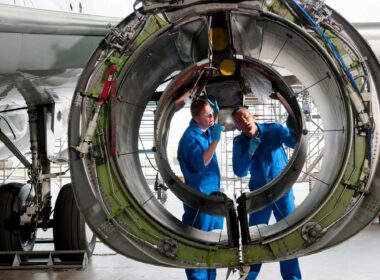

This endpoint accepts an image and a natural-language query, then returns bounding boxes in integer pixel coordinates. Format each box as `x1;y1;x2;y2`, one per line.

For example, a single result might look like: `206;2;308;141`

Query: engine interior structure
68;0;380;269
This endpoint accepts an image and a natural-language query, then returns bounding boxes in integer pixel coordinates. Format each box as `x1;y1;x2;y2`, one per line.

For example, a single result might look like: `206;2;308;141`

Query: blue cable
286;0;372;163
286;0;362;95
367;128;372;162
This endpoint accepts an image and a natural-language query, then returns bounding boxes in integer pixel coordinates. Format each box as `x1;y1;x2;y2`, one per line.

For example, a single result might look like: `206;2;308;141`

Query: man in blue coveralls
177;97;224;280
231;106;302;280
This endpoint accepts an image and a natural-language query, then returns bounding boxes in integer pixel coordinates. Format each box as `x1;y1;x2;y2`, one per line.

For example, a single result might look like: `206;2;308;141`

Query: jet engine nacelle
68;0;380;269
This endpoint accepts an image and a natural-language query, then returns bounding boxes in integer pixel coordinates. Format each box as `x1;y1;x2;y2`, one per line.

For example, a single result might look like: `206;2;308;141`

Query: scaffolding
133;91;324;201
0;95;324;202
139;101;159;187
0;136;71;187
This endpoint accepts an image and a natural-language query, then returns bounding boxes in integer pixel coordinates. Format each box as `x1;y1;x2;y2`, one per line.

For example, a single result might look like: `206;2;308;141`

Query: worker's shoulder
262;122;279;127
233;132;247;143
180;127;205;147
258;122;284;137
261;122;283;130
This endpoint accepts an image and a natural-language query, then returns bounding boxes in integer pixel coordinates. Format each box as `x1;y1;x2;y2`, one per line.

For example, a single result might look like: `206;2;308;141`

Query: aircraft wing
0;4;121;160
0;4;121;73
353;22;380;60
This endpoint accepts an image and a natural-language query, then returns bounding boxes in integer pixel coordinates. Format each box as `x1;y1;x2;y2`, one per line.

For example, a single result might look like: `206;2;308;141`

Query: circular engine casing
68;0;380;268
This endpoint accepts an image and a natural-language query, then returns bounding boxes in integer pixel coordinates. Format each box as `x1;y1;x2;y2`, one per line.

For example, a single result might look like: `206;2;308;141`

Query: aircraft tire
0;183;35;263
53;183;96;261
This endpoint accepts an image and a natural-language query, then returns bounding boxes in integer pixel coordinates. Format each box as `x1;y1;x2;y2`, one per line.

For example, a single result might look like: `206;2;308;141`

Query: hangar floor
0;221;379;280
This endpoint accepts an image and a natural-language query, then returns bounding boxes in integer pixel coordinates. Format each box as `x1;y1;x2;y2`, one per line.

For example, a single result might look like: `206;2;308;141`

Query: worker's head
191;98;214;130
231;106;258;136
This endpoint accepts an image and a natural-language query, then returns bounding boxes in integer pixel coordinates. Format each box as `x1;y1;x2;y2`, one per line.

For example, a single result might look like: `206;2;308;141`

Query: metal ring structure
154;56;307;216
68;0;380;269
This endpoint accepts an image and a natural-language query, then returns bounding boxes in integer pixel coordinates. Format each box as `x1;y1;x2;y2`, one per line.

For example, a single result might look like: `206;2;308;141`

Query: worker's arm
279;123;296;148
232;136;252;177
203;141;218;166
203;123;223;166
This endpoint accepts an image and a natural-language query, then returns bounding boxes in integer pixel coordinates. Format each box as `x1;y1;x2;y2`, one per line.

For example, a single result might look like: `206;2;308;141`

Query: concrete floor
0;222;379;280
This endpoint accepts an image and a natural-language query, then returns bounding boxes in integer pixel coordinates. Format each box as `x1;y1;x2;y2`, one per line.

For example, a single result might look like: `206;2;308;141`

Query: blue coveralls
177;120;223;280
233;122;302;280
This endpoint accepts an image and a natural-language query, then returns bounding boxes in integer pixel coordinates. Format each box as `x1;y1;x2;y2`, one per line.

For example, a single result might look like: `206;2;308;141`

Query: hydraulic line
284;0;362;95
75;65;117;155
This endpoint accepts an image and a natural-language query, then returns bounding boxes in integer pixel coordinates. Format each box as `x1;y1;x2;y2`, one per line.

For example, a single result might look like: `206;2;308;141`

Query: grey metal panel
0;4;121;35
0;33;22;73
19;34;101;71
353;22;380;40
0;4;122;73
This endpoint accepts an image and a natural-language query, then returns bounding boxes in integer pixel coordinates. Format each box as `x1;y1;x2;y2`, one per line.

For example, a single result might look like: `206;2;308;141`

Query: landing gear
0;183;36;262
53;183;96;260
0;95;96;266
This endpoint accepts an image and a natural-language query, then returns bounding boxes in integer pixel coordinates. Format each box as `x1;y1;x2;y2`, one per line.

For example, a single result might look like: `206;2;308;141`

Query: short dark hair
190;98;209;117
231;106;249;119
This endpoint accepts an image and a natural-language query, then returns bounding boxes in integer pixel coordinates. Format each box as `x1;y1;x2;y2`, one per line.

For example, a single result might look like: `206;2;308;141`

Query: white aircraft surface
0;1;121;262
0;0;379;277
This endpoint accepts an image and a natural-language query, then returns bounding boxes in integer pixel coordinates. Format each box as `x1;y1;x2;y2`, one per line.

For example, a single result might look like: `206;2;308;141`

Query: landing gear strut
0;102;96;264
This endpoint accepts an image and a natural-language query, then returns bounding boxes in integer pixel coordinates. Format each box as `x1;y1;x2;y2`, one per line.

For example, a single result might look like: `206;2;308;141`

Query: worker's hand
207;96;219;114
286;115;294;132
210;191;227;199
210;123;224;142
248;136;261;158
